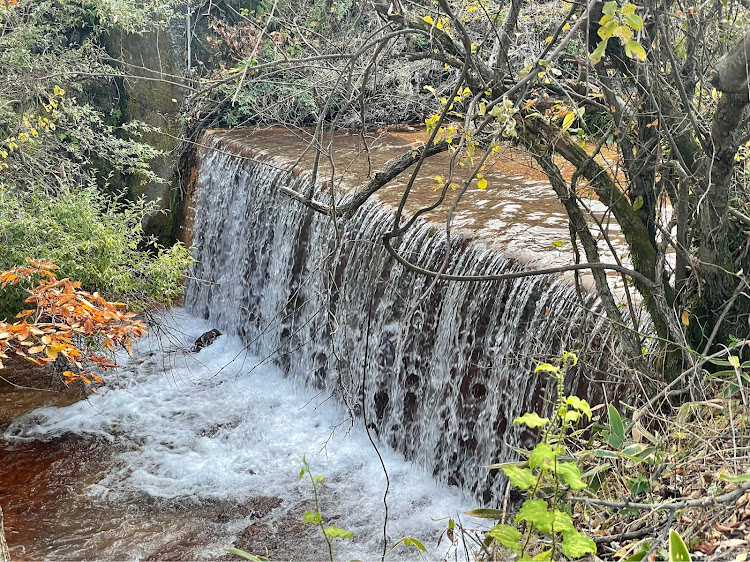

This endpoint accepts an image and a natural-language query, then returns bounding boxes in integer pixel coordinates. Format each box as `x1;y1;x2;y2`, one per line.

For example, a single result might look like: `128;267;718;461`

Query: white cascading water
3;311;472;560
185;134;615;503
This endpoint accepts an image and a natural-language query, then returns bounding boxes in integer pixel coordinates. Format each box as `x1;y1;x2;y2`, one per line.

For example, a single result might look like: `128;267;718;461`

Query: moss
104;28;185;244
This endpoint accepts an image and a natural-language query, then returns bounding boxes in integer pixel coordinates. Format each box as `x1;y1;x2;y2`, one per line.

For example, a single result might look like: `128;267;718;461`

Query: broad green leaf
556;462;587;490
625;40;647;61
566;396;592;419
514;412;549;428
502;465;536;490
222;548;271;562
488;524;523;554
591;449;618;458
515;499;554;531
602;1;617;16
465;508;505;519
669;530;691;561
534;362;559;374
324;525;354;539
564;410;582;424
632;195;644;211
598;20;619;40
606;404;626;449
303;510;322;525
561;530;597;558
719;472;750;482
621;443;649;457
625;13;643;31
590;40;608;64
552;510;575;532
530;442;555;469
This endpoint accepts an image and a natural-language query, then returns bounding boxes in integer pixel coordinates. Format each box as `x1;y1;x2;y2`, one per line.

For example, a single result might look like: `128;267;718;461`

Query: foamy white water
3;309;476;561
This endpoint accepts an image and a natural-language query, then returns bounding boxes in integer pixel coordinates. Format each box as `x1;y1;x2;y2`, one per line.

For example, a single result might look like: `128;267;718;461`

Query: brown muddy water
206;127;627;273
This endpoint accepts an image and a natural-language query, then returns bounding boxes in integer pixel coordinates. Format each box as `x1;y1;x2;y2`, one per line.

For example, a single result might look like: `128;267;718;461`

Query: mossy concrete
106;28;186;244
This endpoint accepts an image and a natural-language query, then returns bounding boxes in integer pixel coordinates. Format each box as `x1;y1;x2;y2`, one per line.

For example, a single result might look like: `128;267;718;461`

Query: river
1;310;474;560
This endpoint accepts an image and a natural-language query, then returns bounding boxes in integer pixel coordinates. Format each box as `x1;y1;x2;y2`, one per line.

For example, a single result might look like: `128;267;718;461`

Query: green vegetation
0;186;191;318
0;0;191;320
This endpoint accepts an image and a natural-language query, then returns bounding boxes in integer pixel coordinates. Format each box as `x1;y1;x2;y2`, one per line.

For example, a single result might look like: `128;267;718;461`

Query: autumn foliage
0;259;146;385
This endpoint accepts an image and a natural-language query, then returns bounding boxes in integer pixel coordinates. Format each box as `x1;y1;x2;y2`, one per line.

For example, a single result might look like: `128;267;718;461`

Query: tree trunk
0;505;10;562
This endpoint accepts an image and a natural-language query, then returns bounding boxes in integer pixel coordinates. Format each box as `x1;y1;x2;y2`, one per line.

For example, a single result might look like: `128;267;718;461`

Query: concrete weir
183;129;623;502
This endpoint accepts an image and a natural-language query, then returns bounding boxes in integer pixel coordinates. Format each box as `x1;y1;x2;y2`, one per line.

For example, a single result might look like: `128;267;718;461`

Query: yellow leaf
45;347;58;360
681;311;689;326
477;178;488;190
561;111;576;132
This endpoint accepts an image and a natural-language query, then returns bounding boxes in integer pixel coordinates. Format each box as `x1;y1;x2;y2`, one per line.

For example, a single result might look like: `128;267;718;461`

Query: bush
0;184;192;320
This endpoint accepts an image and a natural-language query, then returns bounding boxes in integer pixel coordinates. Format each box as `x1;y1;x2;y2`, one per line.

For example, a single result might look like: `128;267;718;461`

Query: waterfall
184;132;616;502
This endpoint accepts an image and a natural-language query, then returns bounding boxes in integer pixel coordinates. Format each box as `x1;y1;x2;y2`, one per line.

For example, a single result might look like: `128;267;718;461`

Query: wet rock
191;329;222;353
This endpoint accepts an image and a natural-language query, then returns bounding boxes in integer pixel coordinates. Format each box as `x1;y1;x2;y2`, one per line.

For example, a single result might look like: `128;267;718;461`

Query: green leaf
606;404;626;449
561;529;597;558
534;362;559;374
621;443;649;458
222;548;271;562
303;510;322;525
514;412;550;428
591;448;618;458
465;508;505;519
530;442;555;469
621;2;637;15
564;410;582;424
625;13;643;31
488;524;523;554
669;530;692;561
324;525;354;540
515;499;554;531
625;40;647;61
565;396;591;419
602;1;617;16
406;537;426;552
719;472;750;482
590;40;608;64
598;20;619;40
502;465;536;490
632;195;644;211
552;510;575;532
556;462;587;490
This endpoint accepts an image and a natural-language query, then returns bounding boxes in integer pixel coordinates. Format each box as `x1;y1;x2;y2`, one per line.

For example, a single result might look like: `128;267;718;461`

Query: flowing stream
1;311;471;560
1;128;623;560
